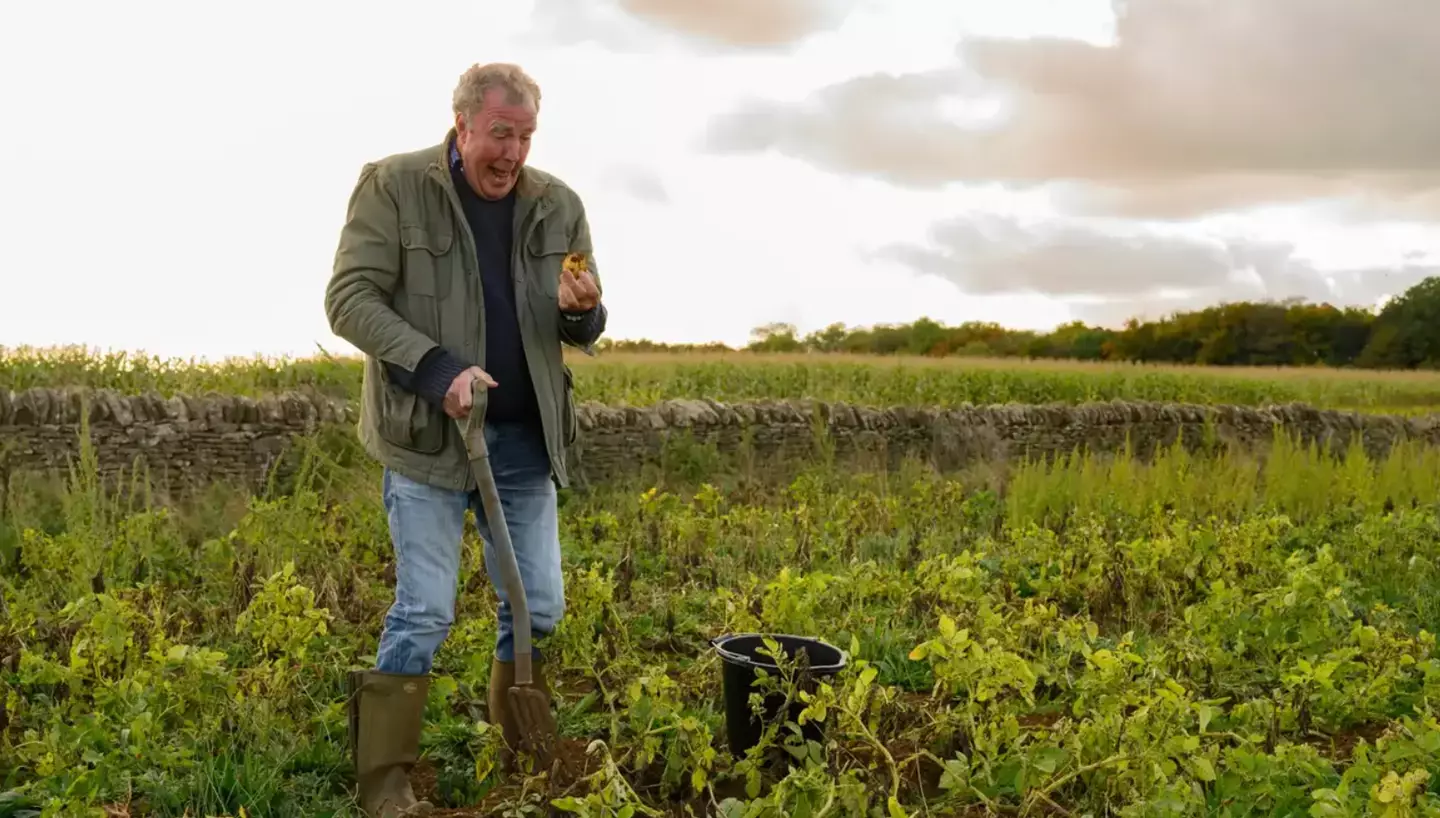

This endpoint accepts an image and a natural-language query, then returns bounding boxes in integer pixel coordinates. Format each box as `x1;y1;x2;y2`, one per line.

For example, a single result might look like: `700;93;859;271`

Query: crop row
7;345;1440;412
7;430;1440;814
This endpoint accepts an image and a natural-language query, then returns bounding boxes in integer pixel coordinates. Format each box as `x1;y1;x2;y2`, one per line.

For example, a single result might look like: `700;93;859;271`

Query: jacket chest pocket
525;225;570;303
400;224;455;333
400;225;455;299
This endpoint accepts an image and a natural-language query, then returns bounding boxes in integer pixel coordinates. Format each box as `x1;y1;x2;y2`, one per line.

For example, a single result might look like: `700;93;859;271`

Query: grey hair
452;62;541;123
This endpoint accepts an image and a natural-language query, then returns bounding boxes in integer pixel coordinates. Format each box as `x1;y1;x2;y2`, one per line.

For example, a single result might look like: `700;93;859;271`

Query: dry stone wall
3;386;1439;499
0;387;353;500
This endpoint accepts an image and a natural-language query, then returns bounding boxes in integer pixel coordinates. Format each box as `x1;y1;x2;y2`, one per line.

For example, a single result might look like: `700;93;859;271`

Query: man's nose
503;140;520;161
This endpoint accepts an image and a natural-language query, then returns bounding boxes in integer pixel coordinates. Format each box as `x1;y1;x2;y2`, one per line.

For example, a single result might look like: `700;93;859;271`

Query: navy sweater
385;139;602;423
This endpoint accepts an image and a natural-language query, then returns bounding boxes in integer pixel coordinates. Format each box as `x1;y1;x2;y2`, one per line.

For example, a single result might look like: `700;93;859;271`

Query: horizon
0;282;1424;367
4;0;1437;361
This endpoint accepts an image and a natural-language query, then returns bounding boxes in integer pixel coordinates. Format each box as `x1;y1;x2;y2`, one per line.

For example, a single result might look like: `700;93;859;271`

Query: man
324;62;606;817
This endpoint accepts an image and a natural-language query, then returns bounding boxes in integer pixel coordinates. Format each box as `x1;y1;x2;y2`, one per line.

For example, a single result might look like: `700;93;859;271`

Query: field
8;345;1440;413
8;349;1440;816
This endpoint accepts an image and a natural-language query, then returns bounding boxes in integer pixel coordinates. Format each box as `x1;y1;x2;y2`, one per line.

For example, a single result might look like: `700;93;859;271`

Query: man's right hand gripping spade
443;366;497;419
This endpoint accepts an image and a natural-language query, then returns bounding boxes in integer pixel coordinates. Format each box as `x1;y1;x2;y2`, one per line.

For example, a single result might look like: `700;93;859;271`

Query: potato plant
7;410;1440;815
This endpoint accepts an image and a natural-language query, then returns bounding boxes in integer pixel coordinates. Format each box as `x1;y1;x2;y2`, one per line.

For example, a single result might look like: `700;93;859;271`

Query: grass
7;412;1440;815
8;344;1440;414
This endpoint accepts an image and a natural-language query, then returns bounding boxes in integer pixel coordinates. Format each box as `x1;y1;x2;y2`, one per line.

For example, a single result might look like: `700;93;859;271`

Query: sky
2;0;1439;361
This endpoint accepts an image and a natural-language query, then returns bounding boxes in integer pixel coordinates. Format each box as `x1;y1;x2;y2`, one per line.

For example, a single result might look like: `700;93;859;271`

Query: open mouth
488;166;514;185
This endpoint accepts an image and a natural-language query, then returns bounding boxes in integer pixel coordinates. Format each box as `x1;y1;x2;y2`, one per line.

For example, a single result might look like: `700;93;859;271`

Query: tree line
596;275;1440;369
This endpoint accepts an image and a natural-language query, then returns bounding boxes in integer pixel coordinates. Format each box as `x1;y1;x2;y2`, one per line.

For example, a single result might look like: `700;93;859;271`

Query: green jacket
324;129;605;491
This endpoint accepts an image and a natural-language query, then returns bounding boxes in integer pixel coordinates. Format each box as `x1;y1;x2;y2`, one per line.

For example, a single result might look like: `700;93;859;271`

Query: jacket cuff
385;346;470;407
561;303;605;345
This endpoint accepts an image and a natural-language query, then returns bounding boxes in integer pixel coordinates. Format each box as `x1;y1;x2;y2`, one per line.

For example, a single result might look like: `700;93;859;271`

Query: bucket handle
709;633;850;671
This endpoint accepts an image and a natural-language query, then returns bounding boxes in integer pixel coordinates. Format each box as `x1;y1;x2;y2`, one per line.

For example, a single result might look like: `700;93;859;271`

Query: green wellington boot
348;670;435;817
487;655;556;772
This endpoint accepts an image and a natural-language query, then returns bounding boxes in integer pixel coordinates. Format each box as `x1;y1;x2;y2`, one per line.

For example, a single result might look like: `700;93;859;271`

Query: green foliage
10;416;1440;815
727;278;1436;371
7;278;1440;419
0;344;363;397
13;345;1440;416
607;278;1436;371
1358;277;1440;370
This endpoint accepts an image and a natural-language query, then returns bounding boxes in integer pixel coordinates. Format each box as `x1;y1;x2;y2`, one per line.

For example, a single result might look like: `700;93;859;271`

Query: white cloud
525;0;863;53
703;0;1440;220
0;0;1436;362
871;212;1440;328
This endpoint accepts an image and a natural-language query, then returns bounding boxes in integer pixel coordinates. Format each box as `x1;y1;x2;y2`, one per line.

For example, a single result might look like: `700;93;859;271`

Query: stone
2;386;1440;503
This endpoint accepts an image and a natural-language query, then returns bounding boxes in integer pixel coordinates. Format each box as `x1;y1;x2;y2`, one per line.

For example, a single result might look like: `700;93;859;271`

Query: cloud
524;0;655;51
527;0;858;52
871;214;1439;327
704;0;1440;218
617;0;854;48
601;164;671;203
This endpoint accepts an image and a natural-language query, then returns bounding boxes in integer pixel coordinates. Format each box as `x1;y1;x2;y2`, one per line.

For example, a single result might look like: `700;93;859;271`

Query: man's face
455;87;537;200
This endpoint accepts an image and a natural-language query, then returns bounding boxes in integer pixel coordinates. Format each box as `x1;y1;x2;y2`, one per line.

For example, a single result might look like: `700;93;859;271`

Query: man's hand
443;366;497;419
559;253;601;313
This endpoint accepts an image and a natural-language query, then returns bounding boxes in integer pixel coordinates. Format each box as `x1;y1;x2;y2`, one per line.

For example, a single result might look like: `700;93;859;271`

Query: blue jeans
373;421;565;675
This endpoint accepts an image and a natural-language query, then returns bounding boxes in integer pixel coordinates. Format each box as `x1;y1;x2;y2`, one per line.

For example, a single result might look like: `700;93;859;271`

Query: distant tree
1026;321;1114;360
746;322;803;352
1285;302;1373;365
803;322;849;352
716;284;1433;370
906;317;949;356
1357;276;1440;368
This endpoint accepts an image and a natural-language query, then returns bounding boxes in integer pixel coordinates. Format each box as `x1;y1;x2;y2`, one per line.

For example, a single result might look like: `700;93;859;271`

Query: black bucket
711;633;848;759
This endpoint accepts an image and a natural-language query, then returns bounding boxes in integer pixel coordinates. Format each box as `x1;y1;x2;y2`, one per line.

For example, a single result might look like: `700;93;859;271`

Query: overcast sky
3;0;1438;360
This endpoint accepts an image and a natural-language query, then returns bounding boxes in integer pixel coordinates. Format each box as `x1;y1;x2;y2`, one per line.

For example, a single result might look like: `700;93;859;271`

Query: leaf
1197;704;1215;734
551;796;584;814
1188;756;1217;782
887;796;909;818
939;759;968;791
1032;746;1069;775
0;791;43;818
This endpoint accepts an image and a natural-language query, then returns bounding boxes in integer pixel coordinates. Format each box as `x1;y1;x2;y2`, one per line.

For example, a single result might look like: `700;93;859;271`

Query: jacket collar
433;127;549;202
